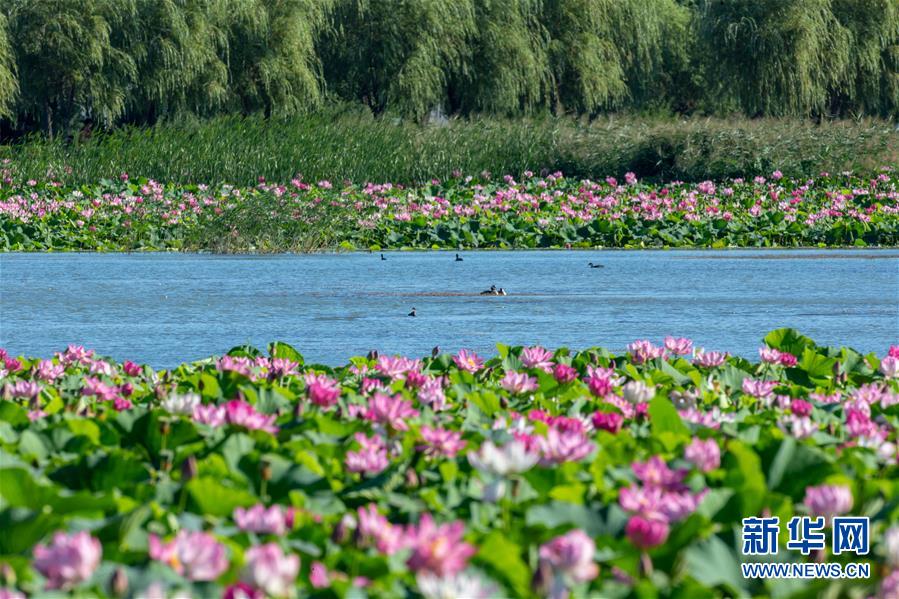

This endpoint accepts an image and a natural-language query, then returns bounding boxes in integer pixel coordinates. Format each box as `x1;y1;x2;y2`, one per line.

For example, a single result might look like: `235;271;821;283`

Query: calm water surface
1;250;897;367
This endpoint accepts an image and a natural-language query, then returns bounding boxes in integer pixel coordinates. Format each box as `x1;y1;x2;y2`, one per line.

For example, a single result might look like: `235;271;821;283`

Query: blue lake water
1;250;897;368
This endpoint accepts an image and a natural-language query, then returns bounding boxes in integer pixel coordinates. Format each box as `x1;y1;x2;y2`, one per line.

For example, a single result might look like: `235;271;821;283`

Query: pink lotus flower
217;355;255;378
234;504;295;535
375;355;420;379
553;363;578;383
417;377;448;410
193;403;227;427
122;360;142;376
453;349;484;373
345;432;389;475
632;456;687;490
221;399;278;434
627;340;666;364
363;393;419;430
81;377;117;401
34;359;64;381
3;380;41;399
889;346;899;359
625;516;669;550
742;378;776;399
619;485;666;521
521;346;554;371
663;337;693;356
58;345;94;366
356;504;409;555
803;484;853;519
33;531;102;590
241;543;299;598
539;529;599;583
310;561;330;588
684;438;720;472
790;399;813;417
759;347;782;364
586;372;613;397
405;370;428;388
266;358;299;379
780;414;816;439
592;411;624;434
809;391;842;404
406;514;476;577
881;356;899;378
149;530;228;581
0;589;25;599
419;426;465;458
223;582;264;599
500;371;538;394
537;428;595;465
778;352;798;367
305;373;341;407
693;350;728;367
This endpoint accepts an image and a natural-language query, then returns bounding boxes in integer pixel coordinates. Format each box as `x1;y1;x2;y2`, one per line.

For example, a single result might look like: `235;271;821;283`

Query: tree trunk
45;102;53;140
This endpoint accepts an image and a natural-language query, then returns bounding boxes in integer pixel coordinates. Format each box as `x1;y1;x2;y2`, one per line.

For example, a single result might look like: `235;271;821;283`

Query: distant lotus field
0;329;897;597
1;164;897;251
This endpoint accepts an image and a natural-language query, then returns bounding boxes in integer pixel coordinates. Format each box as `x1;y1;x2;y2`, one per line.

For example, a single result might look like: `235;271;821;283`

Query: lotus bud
110;566;129;598
0;562;16;585
159;449;173;472
531;557;553;597
181;455;197;481
260;460;272;481
405;468;419;488
332;513;357;544
159;418;171;436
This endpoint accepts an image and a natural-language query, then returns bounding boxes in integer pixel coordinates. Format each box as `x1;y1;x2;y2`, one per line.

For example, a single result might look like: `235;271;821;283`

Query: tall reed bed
3;113;896;186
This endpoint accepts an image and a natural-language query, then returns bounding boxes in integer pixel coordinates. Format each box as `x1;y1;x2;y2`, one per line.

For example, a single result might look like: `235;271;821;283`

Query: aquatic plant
0;329;897;596
1;165;897;251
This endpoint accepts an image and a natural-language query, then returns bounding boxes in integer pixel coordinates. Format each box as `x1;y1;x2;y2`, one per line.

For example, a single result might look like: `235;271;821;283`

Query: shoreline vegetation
1;162;897;252
3;114;897;186
0;330;897;597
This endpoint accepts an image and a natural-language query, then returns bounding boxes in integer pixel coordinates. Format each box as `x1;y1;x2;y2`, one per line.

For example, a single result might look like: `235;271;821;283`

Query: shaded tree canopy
1;0;897;137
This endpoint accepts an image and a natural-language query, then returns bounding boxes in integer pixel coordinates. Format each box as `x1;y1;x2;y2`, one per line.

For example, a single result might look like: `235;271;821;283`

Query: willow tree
112;0;230;123
698;0;851;116
5;0;137;136
320;0;477;118
831;0;899;117
0;13;16;119
449;0;549;115
224;0;332;117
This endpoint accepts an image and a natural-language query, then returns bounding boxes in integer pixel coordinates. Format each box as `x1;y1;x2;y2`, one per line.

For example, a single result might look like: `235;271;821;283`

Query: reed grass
2;111;895;185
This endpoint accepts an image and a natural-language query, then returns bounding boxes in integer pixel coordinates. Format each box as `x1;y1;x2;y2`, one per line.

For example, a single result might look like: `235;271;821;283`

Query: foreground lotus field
0;329;897;597
2;165;898;251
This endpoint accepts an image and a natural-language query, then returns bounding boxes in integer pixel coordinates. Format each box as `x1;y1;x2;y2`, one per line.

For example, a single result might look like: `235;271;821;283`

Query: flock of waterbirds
375;252;603;317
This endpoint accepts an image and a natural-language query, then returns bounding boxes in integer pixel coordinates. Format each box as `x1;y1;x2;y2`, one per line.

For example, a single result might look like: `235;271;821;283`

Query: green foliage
0;0;897;131
0;12;16;119
3;112;895;186
6;0;138;135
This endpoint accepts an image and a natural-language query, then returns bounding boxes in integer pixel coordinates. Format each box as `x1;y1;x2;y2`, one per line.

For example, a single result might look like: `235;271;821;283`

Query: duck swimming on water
408;307;416;317
381;253;387;261
497;288;507;296
588;262;604;268
455;253;463;262
480;285;497;295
